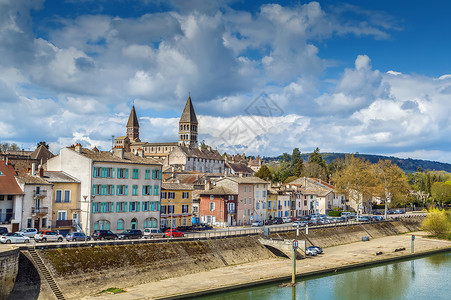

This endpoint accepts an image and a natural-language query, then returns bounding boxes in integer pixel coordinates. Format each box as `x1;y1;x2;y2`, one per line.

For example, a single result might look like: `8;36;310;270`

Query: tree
291;148;301;167
0;142;20;153
282;153;291;162
431;182;451;207
373;159;410;218
303;162;327;180
254;165;272;180
421;208;450;236
37;141;49;149
295;159;304;177
309;147;327;169
331;155;376;221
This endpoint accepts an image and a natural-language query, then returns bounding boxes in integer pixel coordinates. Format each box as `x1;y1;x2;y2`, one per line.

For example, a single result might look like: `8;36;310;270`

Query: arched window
143;217;158;228
117;219;124;231
94;220;110;231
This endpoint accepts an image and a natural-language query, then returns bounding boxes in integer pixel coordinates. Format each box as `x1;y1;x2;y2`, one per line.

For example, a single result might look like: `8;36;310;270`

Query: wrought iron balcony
52;219;74;228
33;190;47;198
32;207;48;215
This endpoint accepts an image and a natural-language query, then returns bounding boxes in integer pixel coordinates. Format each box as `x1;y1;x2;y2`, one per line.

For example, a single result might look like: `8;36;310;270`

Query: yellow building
161;183;193;229
45;171;81;236
267;189;279;219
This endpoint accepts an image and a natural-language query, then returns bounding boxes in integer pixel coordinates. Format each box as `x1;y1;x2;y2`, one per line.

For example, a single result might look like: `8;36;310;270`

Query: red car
165;229;184;237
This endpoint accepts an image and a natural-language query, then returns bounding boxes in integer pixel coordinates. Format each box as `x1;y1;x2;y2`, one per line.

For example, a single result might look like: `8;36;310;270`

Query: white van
341;212;356;219
143;228;165;239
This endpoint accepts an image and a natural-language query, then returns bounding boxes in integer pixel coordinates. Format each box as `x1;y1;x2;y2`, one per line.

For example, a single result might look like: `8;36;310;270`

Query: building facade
199;186;237;227
160;182;193;229
0;160;24;232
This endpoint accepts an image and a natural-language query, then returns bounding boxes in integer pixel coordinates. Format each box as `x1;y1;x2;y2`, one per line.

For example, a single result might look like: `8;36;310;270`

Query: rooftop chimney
136;148;144;158
75;143;82;153
113;146;124;159
39;166;44;177
31;163;36;176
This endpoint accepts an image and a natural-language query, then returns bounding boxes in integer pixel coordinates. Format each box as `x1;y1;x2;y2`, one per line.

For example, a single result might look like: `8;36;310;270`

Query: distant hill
266;152;451;173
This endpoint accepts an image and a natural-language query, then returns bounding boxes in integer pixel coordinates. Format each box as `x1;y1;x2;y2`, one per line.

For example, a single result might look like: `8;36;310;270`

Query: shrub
421;208;451;236
328;211;341;217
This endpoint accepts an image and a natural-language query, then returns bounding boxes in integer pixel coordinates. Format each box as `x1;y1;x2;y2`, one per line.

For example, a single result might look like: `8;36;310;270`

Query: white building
46;144;162;234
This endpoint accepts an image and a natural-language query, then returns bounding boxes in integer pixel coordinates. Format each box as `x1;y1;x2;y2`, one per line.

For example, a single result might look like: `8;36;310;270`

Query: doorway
131;218;137;229
34;218;40;230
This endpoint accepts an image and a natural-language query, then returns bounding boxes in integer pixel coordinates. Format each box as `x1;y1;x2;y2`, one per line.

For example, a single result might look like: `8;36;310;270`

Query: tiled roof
199;186;236;195
226;162;254;174
142;142;178;146
179;96;198;123
217;176;269;184
0;161;24;195
126;105;140;128
72;147;162;166
43;171;80;183
30;145;54;162
162;182;194;191
16;173;51;185
178;145;223;160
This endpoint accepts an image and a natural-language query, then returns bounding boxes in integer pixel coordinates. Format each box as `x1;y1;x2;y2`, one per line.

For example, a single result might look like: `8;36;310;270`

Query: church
115;97;225;174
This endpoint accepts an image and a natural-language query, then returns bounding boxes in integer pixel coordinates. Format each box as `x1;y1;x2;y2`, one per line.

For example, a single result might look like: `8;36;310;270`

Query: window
182;192;189;199
104;167;114;178
129;201;138;212
247;209;250;216
41;218;47;228
168;192;175;199
94;220;110;230
133;169;139;179
57;211;67;220
168;205;174;214
182;205;189;213
55;190;62;203
244;198;246;204
210;195;214;200
104;202;113;213
183;218;187;226
244;186;246;192
132;185;138;196
105;185;114;195
117;168;128;179
256;202;259;209
263;191;266;198
153;185;159;196
142;185;150;195
145;169;151;179
268;201;272;209
160;205;167;214
142;201;149;211
93;167;101;177
249;198;252;205
92;202;100;213
64;190;70;203
92;184;101;195
117;185;128;195
256;191;259;198
209;202;215;211
27;218;32;228
117;219;124;230
116;202;127;212
0;195;3;200
161;192;167;199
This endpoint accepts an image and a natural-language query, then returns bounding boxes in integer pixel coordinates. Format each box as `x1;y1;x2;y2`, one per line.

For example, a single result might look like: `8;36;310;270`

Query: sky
1;0;451;163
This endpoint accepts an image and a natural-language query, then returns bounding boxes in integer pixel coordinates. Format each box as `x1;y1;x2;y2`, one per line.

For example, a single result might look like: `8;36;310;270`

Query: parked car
66;232;90;242
0;233;30;244
292;221;307;227
165;229;185;237
307;245;323;254
118;229;143;240
143;228;165;239
371;216;384;221
358;216;370;222
91;230;118;241
282;217;291;223
16;228;38;237
252;220;264;227
34;230;64;242
0;227;8;235
305;247;318;256
268;218;284;225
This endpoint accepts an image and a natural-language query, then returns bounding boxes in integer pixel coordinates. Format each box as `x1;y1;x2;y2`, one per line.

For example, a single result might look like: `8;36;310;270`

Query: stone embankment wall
37;236;273;299
274;217;424;248
0;249;19;300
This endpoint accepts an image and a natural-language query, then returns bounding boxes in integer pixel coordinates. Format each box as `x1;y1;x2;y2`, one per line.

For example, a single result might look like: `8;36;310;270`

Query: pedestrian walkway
82;232;451;300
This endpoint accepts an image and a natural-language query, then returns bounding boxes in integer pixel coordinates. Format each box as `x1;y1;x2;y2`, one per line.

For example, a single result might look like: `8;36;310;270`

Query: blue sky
1;0;451;163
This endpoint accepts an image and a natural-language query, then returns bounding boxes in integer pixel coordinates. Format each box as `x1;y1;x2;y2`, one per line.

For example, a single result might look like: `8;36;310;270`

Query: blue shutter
142;186;146;195
125;169;129;179
152;170;156;179
92;202;96;213
129;201;132;212
124;202;128;212
102;167;106;178
117;168;120;178
159;170;162;179
92;185;96;195
116;202;120;212
101;185;106;195
111;185;115;195
111;202;114;213
112;168;115;178
116;185;120;195
137;202;140;212
125;185;129;195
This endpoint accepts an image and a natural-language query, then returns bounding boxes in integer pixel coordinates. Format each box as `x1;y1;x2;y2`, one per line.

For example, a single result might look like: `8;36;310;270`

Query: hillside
267;153;451;173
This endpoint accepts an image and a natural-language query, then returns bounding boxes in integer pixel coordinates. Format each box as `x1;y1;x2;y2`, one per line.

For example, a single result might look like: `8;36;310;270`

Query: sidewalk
81;232;451;300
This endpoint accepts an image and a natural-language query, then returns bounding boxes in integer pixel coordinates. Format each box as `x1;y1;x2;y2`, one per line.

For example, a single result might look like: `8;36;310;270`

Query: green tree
282;153;291;162
0;142;20;153
37;141;49;149
309;147;327;169
431;182;451;207
294;159;304;177
254;165;272;180
421;208;451;236
291;148;301;167
303;162;327;180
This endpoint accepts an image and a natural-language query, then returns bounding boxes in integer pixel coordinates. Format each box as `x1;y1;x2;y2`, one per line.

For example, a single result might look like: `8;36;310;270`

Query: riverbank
83;232;451;300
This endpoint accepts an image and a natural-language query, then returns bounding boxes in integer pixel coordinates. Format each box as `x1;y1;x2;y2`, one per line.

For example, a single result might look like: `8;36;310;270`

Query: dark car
118;229;143;240
0;227;8;235
91;230;117;240
66;232;90;242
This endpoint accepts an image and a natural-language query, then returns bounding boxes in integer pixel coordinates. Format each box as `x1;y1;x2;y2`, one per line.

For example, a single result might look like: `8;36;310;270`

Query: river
194;252;450;300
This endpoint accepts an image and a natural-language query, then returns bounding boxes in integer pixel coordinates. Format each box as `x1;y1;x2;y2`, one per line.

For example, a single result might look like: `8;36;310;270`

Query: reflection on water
194;252;450;300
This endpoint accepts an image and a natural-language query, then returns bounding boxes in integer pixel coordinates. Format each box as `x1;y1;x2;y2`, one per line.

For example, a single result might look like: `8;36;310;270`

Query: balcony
32;207;48;215
33;190;47;198
52;219;74;228
227;209;236;214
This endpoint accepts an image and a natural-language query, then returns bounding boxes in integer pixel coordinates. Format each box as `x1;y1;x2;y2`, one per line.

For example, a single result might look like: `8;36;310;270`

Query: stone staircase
28;248;66;300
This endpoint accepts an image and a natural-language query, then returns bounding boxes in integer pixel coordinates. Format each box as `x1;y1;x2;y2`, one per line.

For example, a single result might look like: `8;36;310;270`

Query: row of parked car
0;227;189;244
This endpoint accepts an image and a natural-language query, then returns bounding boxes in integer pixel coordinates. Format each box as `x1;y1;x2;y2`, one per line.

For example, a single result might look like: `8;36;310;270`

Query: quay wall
0;249;19;300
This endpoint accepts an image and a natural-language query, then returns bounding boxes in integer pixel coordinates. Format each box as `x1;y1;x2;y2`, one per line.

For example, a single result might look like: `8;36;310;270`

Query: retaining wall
0;249;19;300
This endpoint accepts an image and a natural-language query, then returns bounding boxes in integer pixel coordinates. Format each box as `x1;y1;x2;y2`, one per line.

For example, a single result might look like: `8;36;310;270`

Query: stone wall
37;236;273;299
0;249;19;300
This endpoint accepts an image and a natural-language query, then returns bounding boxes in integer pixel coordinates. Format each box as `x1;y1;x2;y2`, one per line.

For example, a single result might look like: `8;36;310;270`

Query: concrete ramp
258;238;306;259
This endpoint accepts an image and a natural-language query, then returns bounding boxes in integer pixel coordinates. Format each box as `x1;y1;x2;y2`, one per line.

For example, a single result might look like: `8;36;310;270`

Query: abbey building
115;97;224;174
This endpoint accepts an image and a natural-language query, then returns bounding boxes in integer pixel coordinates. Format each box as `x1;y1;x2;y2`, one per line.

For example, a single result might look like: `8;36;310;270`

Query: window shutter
154;185;159;196
92;202;96;213
111;185;115;195
102;167;106;178
152;170;156;179
117;168;120;178
92;185;96;195
137;202;140;212
159;170;162;179
116;185;120;195
93;167;96;177
124;202;127;211
142;186;146;195
116;202;120;212
125;185;128;195
129;201;132;212
112;168;115;178
101;185;106;195
125;168;129;178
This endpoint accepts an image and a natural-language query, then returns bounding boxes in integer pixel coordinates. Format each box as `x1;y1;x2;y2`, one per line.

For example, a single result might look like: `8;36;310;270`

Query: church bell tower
178;96;198;148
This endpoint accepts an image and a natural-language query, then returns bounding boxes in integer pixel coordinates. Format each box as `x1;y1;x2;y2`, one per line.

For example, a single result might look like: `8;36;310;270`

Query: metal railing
33;190;47;197
52;219;74;227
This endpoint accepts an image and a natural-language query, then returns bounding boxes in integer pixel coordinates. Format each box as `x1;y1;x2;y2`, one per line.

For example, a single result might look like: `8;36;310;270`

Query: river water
194;252;450;300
